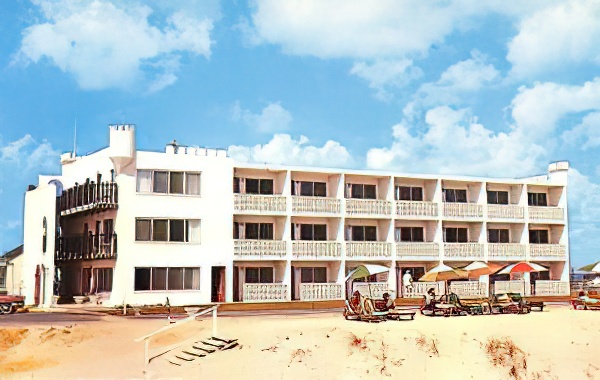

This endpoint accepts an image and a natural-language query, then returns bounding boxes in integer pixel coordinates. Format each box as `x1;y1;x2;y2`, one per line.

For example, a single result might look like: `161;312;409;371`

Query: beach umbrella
496;262;548;275
419;263;468;282
345;264;389;281
461;261;493;277
578;261;600;273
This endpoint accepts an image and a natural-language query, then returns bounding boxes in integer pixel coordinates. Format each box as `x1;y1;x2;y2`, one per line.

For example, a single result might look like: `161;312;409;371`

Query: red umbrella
497;262;548;274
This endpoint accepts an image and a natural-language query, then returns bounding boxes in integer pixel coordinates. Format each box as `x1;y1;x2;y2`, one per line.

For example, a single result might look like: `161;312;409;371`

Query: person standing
402;270;413;296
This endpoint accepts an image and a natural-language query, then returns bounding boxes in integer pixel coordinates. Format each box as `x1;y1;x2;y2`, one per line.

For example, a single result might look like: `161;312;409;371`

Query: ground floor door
211;266;226;302
291;266;297;300
233;266;239;302
34;265;41;305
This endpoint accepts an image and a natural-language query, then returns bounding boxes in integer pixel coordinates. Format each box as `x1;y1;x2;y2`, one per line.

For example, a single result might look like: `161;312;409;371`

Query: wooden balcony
395;201;438;218
291;196;340;214
395;242;439;259
443;243;484;260
292;241;341;259
60;180;118;216
243;283;287;302
345;199;392;216
299;283;343;301
487;243;526;260
345;242;392;259
487;205;524;219
234;194;287;214
442;203;483;218
528;207;564;221
55;233;117;261
529;244;566;260
233;240;287;259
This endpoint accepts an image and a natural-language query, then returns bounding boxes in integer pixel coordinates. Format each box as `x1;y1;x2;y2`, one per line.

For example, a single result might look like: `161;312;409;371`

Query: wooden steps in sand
166;337;239;366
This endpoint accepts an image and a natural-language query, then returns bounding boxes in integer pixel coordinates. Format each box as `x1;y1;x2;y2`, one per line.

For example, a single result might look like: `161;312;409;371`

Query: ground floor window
0;266;6;288
300;267;327;283
245;267;274;283
93;268;113;292
134;267;200;291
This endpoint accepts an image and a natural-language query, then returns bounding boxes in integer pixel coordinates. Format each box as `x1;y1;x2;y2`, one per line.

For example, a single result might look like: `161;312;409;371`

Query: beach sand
1;305;599;379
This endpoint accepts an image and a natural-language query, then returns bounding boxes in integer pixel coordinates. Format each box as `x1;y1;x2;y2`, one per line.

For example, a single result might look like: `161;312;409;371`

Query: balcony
345;199;392;216
449;281;488;298
487;205;524;219
292;241;341;259
233;240;287;259
352;282;389;298
528;207;565;221
299;283;343;301
243;283;287;302
55;233;117;261
395;201;438;218
443;203;483;219
529;244;566;260
60;181;118;216
534;280;569;296
404;281;445;298
234;194;287;214
345;242;392;260
487;243;526;260
443;243;484;260
396;242;439;259
292;196;340;214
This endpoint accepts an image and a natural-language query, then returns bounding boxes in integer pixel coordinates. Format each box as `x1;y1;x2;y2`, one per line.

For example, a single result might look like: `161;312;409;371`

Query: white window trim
135;218;201;244
136;170;201;196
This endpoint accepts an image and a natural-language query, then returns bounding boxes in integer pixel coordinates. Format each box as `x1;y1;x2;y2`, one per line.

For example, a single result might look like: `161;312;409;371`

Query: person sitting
578;291;600;304
425;288;436;306
374;292;395;311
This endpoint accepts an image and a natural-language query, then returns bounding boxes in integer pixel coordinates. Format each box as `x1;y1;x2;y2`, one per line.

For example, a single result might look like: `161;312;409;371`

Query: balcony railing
494;280;527;296
487;205;524;219
292;241;341;259
55;233;117;261
233;240;287;259
243;283;287;302
529;244;566;260
443;203;483;218
443;243;484;260
396;242;439;258
292;196;340;214
345;199;392;216
487;243;526;259
352;282;389;298
234;194;287;213
59;180;118;216
299;283;343;301
528;207;564;221
404;281;445;298
395;201;438;218
534;280;569;296
345;242;392;259
449;281;488;298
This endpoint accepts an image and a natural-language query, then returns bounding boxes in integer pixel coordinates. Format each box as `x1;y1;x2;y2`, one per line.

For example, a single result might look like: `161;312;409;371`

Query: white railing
243;283;288;302
444;243;484;259
487;243;526;259
494;280;526;296
487;205;524;219
528;207;564;221
404;281;445;298
345;242;392;259
396;242;439;258
299;283;343;301
529;244;566;259
534;280;570;296
443;203;483;218
292;241;341;258
233;240;287;258
292;196;340;214
352;282;389;298
234;194;287;213
396;201;438;218
345;199;392;216
449;281;488;298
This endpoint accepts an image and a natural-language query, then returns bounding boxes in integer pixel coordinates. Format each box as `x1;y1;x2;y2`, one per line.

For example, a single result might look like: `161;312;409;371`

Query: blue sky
0;0;599;267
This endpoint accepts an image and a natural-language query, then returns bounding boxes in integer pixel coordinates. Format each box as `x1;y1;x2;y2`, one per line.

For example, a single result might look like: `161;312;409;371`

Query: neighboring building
0;244;24;296
21;125;571;307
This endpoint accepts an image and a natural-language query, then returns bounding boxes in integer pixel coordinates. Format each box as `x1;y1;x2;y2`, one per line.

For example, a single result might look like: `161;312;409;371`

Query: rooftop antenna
73;118;77;158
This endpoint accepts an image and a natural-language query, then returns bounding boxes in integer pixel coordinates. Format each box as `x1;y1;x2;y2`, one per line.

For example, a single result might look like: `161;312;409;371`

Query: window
234;222;274;240
300;267;327;283
349;225;377;241
93;268;113;292
244;178;274;195
528;192;547;206
443;188;467;203
292;181;327;197
487;191;509;205
245;267;274;283
444;227;468;242
136;170;201;195
529;230;549;244
395;227;424;242
134;267;200;291
135;218;200;243
396;186;423;201
0;267;6;288
347;184;377;199
488;229;509;243
292;224;327;240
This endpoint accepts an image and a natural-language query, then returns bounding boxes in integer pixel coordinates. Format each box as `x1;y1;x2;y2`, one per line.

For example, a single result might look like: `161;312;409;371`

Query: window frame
529;229;549;244
487;228;510;243
292;180;327;197
349;225;378;241
487;190;509;205
134;267;201;292
300;267;327;283
348;183;377;200
443;227;469;243
135;218;201;243
395;227;425;242
395;186;424;201
528;192;548;206
443;188;467;203
136;170;201;196
245;267;274;284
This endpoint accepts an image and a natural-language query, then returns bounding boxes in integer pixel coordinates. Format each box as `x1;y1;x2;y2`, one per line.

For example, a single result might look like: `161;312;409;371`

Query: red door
34;265;41;305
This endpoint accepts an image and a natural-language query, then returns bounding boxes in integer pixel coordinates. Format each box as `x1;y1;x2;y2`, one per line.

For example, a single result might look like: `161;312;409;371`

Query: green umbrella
578;261;600;273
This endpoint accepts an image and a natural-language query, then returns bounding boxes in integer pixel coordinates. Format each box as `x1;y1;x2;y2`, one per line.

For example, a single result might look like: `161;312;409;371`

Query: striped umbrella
578;261;600;273
497;262;548;275
420;263;468;282
461;261;503;278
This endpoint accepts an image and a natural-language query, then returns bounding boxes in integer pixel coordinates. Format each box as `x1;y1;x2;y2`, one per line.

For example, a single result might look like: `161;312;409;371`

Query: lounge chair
420;295;460;317
571;294;600;310
371;296;416;320
343;296;362;321
361;296;389;322
447;293;490;315
507;293;543;312
489;293;530;314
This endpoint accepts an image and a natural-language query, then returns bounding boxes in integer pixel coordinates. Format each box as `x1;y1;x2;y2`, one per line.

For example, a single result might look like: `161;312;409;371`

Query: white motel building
20;125;571;307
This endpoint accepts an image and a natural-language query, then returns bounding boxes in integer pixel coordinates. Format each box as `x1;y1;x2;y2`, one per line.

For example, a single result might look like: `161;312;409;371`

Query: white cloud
232;101;293;133
15;0;213;91
228;134;352;168
350;59;422;102
508;0;600;78
0;134;60;172
568;168;600;223
561;112;600;150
